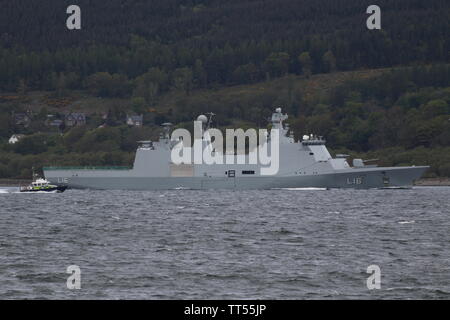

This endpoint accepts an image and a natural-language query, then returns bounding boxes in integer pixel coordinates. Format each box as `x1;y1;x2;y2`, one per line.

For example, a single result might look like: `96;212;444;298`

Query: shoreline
0;179;31;187
0;178;449;187
413;178;450;187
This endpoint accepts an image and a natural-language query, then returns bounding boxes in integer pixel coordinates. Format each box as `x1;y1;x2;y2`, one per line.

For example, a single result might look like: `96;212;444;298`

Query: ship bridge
301;134;326;146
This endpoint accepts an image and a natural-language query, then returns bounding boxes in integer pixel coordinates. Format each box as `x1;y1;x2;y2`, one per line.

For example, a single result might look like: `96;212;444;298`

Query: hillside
1;0;449;92
1;64;450;179
0;0;449;179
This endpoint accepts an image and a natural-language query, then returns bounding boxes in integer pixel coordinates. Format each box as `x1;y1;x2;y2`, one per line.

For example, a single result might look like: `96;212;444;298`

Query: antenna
32;166;38;181
161;122;173;140
205;112;215;130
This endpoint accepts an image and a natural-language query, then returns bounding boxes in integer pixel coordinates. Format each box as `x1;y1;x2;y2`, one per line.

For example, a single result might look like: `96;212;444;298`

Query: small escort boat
20;176;67;193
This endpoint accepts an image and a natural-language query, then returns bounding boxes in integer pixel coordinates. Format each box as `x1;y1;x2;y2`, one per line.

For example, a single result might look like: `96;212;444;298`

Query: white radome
197;115;208;123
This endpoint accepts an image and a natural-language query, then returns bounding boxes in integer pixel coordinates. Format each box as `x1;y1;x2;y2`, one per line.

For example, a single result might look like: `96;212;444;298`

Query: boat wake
0;188;58;194
20;190;59;194
272;187;328;191
379;186;413;190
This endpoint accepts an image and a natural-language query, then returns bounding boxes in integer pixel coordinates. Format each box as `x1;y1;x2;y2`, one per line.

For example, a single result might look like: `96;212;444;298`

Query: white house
8;134;25;144
126;114;144;127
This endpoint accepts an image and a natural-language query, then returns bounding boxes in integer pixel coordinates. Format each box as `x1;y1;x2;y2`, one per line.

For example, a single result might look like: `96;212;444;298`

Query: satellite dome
197;115;208;123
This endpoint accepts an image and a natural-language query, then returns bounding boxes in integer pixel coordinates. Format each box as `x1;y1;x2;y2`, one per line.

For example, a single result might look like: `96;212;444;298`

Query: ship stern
330;165;429;189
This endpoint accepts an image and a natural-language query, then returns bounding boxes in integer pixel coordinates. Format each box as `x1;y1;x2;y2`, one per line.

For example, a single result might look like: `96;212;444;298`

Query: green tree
422;99;449;119
55;73;67;97
298;52;312;78
264;52;290;78
17;79;27;96
193;59;207;87
232;63;260;84
0;113;11;138
86;72;130;97
131;97;146;114
14;134;48;155
322;50;337;73
173;67;193;95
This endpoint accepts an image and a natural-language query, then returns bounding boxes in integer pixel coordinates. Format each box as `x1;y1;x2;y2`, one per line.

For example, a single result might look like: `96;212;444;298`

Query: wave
0;188;58;194
272;187;328;191
398;220;415;224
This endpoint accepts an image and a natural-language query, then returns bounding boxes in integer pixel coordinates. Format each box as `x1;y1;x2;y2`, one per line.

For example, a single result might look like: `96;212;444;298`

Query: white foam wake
398;220;415;224
0;188;58;194
272;187;328;191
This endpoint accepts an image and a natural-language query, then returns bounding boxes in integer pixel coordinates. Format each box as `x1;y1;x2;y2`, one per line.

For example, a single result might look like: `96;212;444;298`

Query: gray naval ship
44;108;428;190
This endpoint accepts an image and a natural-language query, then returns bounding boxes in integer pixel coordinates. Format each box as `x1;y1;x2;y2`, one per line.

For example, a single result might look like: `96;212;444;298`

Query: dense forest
0;0;449;179
0;0;449;91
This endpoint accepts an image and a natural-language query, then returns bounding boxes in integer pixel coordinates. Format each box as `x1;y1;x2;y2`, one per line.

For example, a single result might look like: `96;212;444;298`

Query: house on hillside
8;134;25;144
12;111;32;127
126;114;143;127
49;119;64;127
65;112;86;127
45;115;64;127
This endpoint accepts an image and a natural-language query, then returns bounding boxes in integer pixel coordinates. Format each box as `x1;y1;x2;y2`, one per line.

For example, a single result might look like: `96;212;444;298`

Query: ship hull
44;166;428;190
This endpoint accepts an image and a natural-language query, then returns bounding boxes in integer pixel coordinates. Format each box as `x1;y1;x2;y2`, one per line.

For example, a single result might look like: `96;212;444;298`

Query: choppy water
0;186;449;299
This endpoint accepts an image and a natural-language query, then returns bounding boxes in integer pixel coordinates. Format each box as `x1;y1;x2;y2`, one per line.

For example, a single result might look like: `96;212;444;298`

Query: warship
43;108;428;190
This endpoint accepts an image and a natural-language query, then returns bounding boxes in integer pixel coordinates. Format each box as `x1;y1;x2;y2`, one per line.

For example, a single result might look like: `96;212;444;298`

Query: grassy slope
1;68;388;117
